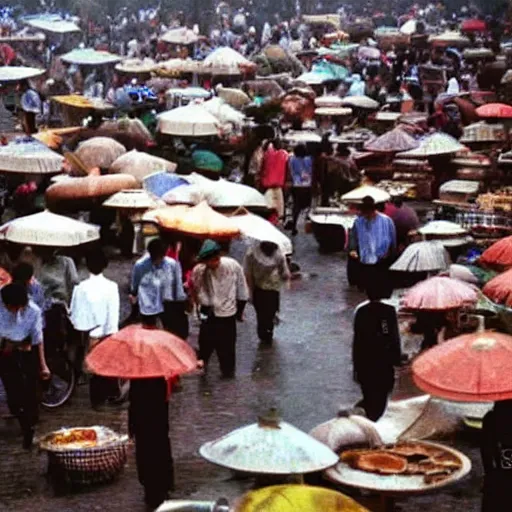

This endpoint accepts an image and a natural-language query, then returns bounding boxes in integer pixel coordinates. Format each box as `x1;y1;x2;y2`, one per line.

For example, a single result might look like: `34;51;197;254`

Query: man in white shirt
70;251;120;407
192;240;249;378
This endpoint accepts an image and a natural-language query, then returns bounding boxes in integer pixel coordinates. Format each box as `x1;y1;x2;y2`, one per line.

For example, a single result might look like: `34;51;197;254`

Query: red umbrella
461;18;487;33
476;103;512;119
402;276;478;311
480;235;512;269
483;269;512;308
85;324;198;379
412;331;512;401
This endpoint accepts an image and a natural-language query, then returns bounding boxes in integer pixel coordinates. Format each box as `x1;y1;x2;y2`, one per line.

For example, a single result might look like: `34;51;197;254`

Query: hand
349;251;358;259
128;294;137;305
40;364;51;380
236;312;244;322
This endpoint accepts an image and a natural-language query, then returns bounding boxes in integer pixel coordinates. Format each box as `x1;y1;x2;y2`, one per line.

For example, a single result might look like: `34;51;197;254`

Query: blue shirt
351;212;396;265
289;155;313;187
131;254;186;316
0;297;43;346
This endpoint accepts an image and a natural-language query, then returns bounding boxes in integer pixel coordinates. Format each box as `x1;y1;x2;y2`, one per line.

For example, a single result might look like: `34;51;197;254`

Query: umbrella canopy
463;48;494;60
235;485;368;512
201;179;268;210
476;103;512;120
157;104;220;137
0;139;63;174
314;95;344;107
60;48;122;66
390;241;451;273
160;27;199;45
400;19;417;35
217;86;251;108
283;131;322;144
341;185;391;204
483;269;512;308
109;150;176;183
428;31;470;47
397;133;465;157
480;236;512;269
412;331;512;402
418;220;468;237
203;97;246;126
149;201;240;239
461;18;487;33
364;128;419;153
162;184;205;206
0;210;99;246
25;17;80;33
341;95;379;110
115;58;156;74
358;46;380;59
143;171;188;198
0;66;45;82
103;189;159;210
204;47;252;69
192;150;223;172
199;410;339;474
401;275;477;310
85;324;197;378
315;107;352;116
230;210;293;255
74;137;126;170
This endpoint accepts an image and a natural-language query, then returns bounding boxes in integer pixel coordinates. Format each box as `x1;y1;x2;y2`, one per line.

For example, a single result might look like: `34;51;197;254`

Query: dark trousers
198;315;237;378
0;350;39;434
136;304;189;340
358;371;394;422
253;288;279;343
359;259;393;298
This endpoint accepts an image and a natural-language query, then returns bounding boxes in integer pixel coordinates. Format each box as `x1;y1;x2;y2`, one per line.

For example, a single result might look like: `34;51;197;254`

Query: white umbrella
341;95;379;110
0;211;99;247
199;410;338;474
315;95;344;107
397;133;466;158
230;211;293;255
418;220;468;237
315;107;352;116
24;18;81;34
283;131;322;143
60;48;122;66
115;58;156;74
0;140;63;174
103;189;160;210
160;27;199;45
202;97;245;126
216;86;251;108
157;104;220;137
390;240;451;272
109;150;177;183
203;47;252;68
74;137;126;170
202;178;268;210
400;19;417;35
341;185;391;204
162;184;205;206
0;66;45;82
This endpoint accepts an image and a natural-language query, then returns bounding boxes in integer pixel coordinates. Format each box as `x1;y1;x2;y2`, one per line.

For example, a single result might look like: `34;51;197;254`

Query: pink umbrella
402;276;478;311
483;269;512;308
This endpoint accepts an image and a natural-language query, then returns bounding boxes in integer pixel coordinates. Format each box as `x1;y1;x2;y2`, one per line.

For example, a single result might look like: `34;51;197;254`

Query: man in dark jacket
352;281;402;421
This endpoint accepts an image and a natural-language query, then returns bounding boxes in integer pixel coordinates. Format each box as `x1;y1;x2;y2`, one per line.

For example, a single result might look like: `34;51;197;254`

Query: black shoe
144;490;168;509
22;428;34;450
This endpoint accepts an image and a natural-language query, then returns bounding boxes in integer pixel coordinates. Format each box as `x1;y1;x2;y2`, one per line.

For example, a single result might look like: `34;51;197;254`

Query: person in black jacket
352;281;402;421
481;400;512;511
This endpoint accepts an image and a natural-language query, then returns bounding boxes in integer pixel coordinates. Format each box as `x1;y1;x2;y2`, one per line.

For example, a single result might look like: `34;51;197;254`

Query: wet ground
0;231;483;511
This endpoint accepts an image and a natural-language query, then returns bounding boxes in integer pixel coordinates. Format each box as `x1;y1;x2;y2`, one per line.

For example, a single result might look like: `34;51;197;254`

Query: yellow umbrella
235;485;368;512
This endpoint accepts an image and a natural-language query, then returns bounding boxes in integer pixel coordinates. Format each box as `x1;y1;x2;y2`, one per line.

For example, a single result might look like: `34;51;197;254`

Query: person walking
348;196;396;296
130;238;187;337
0;283;49;448
18;79;41;134
243;241;290;345
352;281;402;421
481;400;512;511
288;143;313;236
260;139;289;222
192;239;248;378
69;251;120;408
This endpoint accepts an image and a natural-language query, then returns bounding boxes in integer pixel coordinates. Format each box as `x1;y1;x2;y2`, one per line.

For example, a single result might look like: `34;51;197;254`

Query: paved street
0;233;483;511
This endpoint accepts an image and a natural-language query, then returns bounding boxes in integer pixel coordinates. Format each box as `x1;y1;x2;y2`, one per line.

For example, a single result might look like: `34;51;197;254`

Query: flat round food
431;453;463;470
387;443;431;459
356;452;408;475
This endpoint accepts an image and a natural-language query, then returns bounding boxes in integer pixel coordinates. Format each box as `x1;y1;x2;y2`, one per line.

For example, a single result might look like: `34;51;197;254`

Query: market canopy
24;17;81;34
341;185;390;204
0;139;63;174
412;331;512;402
0;210;99;246
390;241;451;273
115;58;156;74
364;127;419;153
397;133;466;157
157;104;220;137
203;47;254;71
428;31;470;47
0;66;45;82
60;48;122;66
160;27;199;45
341;95;379;110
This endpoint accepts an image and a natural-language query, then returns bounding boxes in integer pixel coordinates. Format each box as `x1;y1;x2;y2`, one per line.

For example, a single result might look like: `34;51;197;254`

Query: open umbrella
199;409;338;474
400;19;417;35
103;189;159;210
229;209;293;255
143;171;188;198
315;95;344;107
401;275;477;310
74;137;126;170
428;31;470;48
203;97;246;126
363;127;419;153
483;269;512;308
412;331;512;401
418;220;469;246
160;27;199;45
397;133;466;158
0;139;63;174
235;485;368;512
283;131;322;144
461;19;487;33
341;96;379;110
60;48;122;66
109;150;176;183
85;324;197;378
157;104;220;137
192;150;223;172
201;179;268;210
0;210;99;246
341;185;391;204
217;86;251;108
480;236;512;269
204;47;254;73
162;184;205;206
115;58;156;75
314;107;352;117
0;66;45;82
476;103;512;147
148;201;240;240
390;241;451;273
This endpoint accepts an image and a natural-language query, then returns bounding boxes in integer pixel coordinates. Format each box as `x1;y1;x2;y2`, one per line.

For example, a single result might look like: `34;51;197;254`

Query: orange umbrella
483;269;512;308
412;331;512;401
402;276;478;311
150;201;240;240
85;324;197;378
476;103;512;119
480;235;512;269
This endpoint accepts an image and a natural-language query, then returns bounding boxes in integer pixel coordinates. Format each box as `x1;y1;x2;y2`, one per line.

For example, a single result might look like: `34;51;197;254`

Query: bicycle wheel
41;351;76;408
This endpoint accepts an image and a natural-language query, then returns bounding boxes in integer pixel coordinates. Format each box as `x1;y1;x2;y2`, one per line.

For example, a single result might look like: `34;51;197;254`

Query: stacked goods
477;188;512;212
392;158;433;200
375;180;417;199
460;122;506;143
439;180;480;203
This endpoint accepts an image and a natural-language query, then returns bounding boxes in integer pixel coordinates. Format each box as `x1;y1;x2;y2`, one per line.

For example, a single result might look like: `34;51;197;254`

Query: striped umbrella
483;269;512;308
480;236;512;270
391;241;451;273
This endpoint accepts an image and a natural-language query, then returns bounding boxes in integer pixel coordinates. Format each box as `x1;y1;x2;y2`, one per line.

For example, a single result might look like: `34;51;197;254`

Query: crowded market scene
0;0;512;510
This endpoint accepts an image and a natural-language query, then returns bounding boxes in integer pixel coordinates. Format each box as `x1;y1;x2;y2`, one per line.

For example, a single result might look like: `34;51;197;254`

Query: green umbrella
192;150;223;172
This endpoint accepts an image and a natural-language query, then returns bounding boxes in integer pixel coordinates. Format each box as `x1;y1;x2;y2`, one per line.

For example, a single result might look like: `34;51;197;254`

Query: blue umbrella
142;171;188;198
